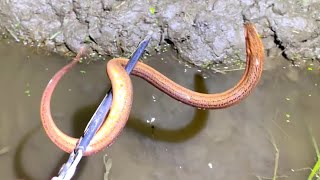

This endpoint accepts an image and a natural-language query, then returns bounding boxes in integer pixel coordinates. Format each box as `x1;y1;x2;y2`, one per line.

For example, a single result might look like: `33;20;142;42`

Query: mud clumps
0;0;319;66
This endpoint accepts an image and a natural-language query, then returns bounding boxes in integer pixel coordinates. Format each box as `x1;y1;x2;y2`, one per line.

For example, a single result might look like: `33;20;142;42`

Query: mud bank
0;0;319;66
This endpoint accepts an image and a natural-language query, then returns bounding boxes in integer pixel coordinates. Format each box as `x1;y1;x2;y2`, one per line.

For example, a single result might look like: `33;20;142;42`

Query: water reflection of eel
40;23;264;156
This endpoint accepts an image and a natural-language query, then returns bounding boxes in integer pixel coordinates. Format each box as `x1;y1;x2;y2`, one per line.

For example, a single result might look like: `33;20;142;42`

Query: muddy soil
0;0;319;66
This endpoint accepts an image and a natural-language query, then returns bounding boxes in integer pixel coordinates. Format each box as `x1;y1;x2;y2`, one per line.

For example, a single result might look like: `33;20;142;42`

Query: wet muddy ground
0;39;320;180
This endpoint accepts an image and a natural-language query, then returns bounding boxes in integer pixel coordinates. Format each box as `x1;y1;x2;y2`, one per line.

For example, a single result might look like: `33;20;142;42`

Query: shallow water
0;39;320;180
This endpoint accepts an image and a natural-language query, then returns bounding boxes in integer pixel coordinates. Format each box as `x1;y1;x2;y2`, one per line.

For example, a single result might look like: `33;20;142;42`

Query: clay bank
0;0;319;66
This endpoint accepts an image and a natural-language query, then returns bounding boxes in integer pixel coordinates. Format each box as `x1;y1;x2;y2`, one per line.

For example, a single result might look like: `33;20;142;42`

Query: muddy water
0;39;320;180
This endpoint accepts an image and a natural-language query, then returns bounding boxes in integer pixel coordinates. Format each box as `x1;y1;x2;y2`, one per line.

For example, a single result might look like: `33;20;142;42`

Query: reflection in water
0;39;320;180
14;124;41;180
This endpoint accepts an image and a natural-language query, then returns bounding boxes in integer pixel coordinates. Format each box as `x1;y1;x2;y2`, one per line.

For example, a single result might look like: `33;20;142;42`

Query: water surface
0;39;319;180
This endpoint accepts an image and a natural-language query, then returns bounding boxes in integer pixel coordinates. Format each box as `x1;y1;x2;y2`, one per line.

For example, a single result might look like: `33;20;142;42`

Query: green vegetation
308;127;320;180
149;7;155;14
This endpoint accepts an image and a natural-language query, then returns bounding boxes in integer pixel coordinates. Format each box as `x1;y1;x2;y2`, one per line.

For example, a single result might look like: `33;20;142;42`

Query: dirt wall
0;0;319;66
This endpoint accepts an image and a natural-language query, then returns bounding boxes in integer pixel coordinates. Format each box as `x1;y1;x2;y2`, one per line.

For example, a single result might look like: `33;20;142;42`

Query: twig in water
263;109;281;180
269;132;279;180
255;175;288;180
254;108;289;180
103;154;113;180
291;167;312;172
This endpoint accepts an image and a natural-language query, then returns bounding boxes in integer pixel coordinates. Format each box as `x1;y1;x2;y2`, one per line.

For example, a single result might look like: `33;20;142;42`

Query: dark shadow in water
126;73;209;142
13;124;42;180
72;73;208;144
71;89;111;137
13;123;87;180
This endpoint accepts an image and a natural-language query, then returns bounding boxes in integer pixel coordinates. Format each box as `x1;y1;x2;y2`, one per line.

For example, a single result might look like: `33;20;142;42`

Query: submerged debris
24;83;31;96
103;155;113;180
0;146;10;156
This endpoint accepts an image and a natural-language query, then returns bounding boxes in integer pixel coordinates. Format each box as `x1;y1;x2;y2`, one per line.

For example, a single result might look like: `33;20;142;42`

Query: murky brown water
1;39;320;180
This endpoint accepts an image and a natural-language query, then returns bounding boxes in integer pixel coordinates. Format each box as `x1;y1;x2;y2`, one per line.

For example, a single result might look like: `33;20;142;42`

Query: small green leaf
149;7;155;14
308;67;313;71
